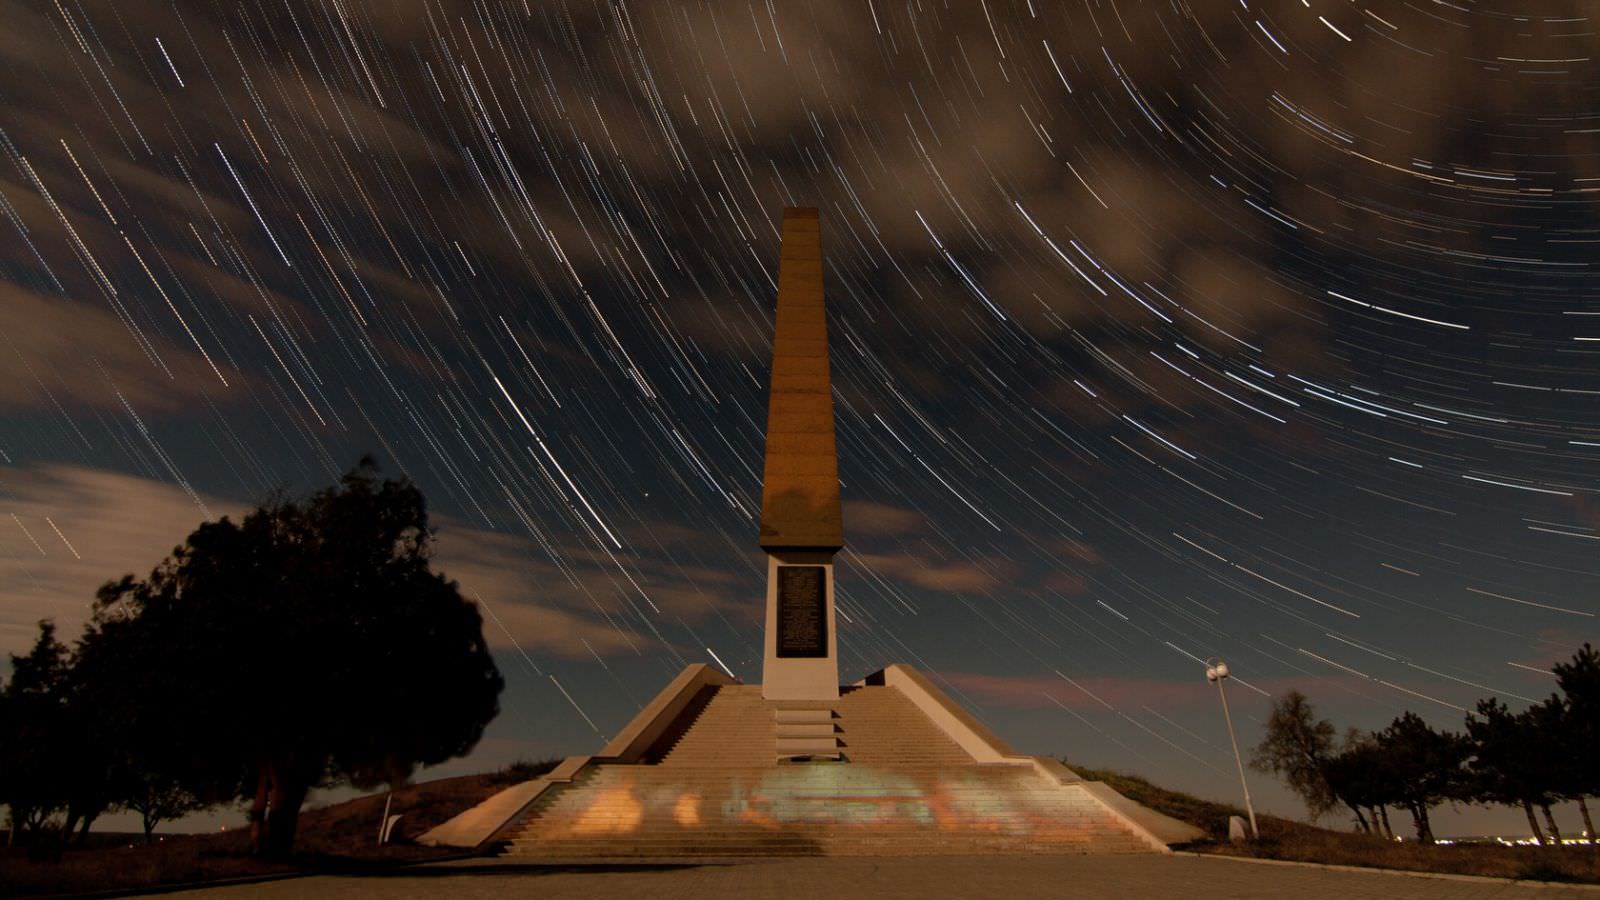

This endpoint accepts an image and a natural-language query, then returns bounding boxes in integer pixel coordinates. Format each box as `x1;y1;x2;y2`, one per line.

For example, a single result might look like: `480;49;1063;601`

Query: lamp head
1205;667;1219;682
1215;662;1230;679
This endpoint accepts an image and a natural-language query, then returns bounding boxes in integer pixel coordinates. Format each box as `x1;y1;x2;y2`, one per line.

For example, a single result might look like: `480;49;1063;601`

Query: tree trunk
1348;803;1371;834
75;813;95;847
1378;806;1395;840
142;814;155;845
263;770;309;859
62;809;81;845
1408;804;1434;844
1541;804;1563;845
1577;797;1595;845
248;764;272;856
1524;800;1548;846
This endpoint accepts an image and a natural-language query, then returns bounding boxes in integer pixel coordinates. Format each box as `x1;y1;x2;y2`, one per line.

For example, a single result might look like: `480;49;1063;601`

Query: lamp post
1207;657;1258;839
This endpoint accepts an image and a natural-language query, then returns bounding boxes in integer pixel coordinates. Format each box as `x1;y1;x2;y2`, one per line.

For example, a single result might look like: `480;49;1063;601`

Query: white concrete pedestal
761;549;839;701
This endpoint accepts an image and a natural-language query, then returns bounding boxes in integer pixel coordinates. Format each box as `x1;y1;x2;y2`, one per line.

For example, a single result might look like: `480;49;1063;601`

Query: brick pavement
185;854;1600;900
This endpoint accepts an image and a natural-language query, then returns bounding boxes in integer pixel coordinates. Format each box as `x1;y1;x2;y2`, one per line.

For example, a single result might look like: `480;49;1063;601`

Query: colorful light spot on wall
673;792;701;826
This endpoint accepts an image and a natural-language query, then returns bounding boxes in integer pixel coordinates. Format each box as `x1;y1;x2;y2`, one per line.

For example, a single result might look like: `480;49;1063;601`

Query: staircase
500;685;1154;857
834;683;976;766
658;685;775;767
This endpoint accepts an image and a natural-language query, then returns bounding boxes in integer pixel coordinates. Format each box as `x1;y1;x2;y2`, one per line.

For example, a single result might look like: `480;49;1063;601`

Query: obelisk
759;207;843;701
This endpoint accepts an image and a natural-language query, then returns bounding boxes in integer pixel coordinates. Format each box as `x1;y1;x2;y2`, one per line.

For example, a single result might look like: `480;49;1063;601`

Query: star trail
1;0;1597;830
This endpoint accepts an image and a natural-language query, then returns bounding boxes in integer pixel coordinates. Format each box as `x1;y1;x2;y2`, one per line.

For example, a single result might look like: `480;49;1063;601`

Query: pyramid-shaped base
423;665;1202;857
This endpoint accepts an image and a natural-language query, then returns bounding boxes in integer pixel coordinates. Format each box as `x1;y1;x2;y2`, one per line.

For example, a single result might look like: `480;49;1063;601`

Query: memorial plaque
775;565;827;658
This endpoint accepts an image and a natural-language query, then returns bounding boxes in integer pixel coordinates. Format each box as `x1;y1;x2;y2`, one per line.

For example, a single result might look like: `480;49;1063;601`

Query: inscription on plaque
775;565;827;658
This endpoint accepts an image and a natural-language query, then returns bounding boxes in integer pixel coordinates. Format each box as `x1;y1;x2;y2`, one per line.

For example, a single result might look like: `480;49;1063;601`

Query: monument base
420;663;1203;856
761;550;840;701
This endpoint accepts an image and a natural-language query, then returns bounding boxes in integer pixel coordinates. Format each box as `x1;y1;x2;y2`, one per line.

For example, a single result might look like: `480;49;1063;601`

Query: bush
491;757;561;786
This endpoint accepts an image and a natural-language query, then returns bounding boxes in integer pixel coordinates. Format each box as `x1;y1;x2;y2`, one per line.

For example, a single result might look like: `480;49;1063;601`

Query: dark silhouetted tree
90;458;504;857
73;578;212;844
123;781;201;844
1250;690;1339;820
1522;697;1576;843
0;665;8;845
1324;731;1402;838
1553;643;1599;841
1373;712;1468;844
0;622;72;847
0;621;122;850
1466;698;1557;844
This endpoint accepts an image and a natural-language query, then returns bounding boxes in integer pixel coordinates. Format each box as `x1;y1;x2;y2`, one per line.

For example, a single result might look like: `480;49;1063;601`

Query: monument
421;208;1202;857
760;207;843;703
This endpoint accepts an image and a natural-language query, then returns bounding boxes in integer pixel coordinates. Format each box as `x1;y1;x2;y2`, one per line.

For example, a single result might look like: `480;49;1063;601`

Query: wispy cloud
0;463;237;651
0;464;735;663
0;282;239;415
940;670;1213;712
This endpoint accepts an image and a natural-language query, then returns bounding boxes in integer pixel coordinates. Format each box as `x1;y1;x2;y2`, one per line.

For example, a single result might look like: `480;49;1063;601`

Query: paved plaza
184;854;1598;899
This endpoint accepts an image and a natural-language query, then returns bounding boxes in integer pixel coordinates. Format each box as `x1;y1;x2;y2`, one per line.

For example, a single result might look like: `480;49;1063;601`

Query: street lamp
1206;657;1258;839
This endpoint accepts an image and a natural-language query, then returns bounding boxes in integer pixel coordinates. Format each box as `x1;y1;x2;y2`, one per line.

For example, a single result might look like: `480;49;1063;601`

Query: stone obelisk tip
758;207;842;551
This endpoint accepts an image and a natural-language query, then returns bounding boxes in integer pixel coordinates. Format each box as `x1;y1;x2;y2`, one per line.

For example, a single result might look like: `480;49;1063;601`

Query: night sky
2;1;1597;834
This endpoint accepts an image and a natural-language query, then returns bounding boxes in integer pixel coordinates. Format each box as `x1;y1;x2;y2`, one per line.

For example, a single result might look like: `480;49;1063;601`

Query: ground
185;854;1599;899
5;763;1593;896
0;769;538;897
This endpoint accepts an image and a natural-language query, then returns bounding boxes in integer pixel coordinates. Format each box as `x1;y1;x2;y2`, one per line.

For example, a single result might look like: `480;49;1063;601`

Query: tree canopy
1553;644;1599;799
1372;712;1468;843
1249;690;1339;820
1321;731;1401;837
1;623;74;842
76;458;504;855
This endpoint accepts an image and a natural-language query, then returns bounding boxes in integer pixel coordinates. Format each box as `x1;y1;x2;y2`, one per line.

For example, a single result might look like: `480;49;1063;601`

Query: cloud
433;522;755;659
851;550;1005;594
940;668;1383;714
939;670;1214;712
1;0;1563;430
0;0;1448;444
0;280;238;414
0;464;239;654
427;525;648;660
0;464;717;664
842;500;923;537
842;504;1098;595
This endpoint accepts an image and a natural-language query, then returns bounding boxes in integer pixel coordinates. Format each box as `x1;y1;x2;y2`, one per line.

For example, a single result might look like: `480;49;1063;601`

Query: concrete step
510;839;1149;851
511;841;1147;848
521;821;1130;833
505;683;1154;858
774;708;834;725
567;764;1047;776
776;736;842;754
506;841;1151;857
513;828;1140;838
508;832;1150;845
775;722;837;739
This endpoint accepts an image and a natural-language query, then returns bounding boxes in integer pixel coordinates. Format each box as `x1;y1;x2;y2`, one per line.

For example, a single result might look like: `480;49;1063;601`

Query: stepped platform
421;664;1202;858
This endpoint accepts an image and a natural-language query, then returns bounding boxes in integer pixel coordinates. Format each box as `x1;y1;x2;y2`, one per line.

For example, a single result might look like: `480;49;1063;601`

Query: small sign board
775;565;827;658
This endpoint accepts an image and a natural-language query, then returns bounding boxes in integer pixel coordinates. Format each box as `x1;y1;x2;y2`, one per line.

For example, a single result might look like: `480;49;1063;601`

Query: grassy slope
0;761;557;898
1067;761;1600;884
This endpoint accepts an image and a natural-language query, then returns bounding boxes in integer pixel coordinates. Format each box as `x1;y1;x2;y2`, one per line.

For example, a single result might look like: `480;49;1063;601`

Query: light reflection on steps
502;683;1151;856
